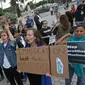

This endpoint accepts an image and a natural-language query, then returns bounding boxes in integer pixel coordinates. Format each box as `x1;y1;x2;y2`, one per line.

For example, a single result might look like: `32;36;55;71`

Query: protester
75;4;85;25
65;11;74;26
25;28;52;85
65;25;85;85
7;17;17;36
64;3;69;10
15;24;27;83
50;7;54;15
0;22;23;85
66;3;69;9
34;12;42;30
25;16;34;28
18;20;23;27
40;20;52;45
56;15;71;39
15;25;26;48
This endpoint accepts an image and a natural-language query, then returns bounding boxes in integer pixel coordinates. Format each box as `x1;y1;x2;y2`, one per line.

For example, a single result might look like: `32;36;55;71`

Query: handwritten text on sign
50;45;69;78
16;46;50;75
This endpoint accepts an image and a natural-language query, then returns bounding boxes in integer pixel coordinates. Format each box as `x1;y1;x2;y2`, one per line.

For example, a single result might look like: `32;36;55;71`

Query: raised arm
5;22;15;40
56;33;72;45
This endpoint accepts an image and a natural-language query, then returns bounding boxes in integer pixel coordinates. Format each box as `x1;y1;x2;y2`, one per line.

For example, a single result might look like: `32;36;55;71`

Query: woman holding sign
25;28;52;85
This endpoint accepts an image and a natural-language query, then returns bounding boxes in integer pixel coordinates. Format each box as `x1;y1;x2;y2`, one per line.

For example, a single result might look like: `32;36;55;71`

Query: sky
0;0;42;9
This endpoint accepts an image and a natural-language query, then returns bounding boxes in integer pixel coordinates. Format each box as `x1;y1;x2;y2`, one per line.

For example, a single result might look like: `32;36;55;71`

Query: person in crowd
50;7;54;15
18;20;23;27
7;17;17;36
75;4;85;25
56;15;71;39
56;25;85;85
0;22;23;85
15;24;26;83
54;6;59;14
66;3;69;9
25;16;34;28
64;3;69;10
71;4;76;18
52;12;60;27
65;25;85;85
65;11;74;26
77;0;80;6
34;11;42;30
25;28;52;85
40;20;52;45
15;25;26;48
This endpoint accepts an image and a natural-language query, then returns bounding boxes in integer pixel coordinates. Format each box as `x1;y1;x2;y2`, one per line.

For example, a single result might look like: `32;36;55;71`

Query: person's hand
46;73;51;77
17;69;21;73
5;21;9;31
64;33;72;38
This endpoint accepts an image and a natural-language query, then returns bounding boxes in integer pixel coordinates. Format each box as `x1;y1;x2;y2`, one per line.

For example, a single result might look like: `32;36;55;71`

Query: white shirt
3;43;11;68
20;36;26;47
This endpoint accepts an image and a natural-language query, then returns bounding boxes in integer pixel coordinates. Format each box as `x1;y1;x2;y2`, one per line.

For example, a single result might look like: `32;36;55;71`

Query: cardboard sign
16;46;50;75
67;42;85;64
49;34;56;44
50;45;69;78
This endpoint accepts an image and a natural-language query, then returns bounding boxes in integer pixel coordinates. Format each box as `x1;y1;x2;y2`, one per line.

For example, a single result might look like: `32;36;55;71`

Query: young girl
0;23;23;85
40;20;51;45
65;25;85;85
25;28;52;85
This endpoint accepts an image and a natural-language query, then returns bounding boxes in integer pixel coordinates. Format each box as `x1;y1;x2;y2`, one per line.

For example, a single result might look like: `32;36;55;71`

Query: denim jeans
65;64;85;85
77;68;85;85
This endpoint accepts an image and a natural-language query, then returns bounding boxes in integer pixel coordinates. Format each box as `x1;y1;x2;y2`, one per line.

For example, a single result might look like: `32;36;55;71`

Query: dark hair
65;11;73;26
60;15;69;24
76;5;83;11
17;25;25;33
72;4;75;8
75;25;85;30
26;28;45;45
0;30;9;38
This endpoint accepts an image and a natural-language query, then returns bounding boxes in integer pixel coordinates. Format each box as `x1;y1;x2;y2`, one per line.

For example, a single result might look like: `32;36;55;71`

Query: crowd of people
0;1;85;85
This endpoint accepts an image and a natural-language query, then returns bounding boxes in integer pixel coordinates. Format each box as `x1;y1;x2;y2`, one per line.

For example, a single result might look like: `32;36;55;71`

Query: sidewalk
0;74;77;85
